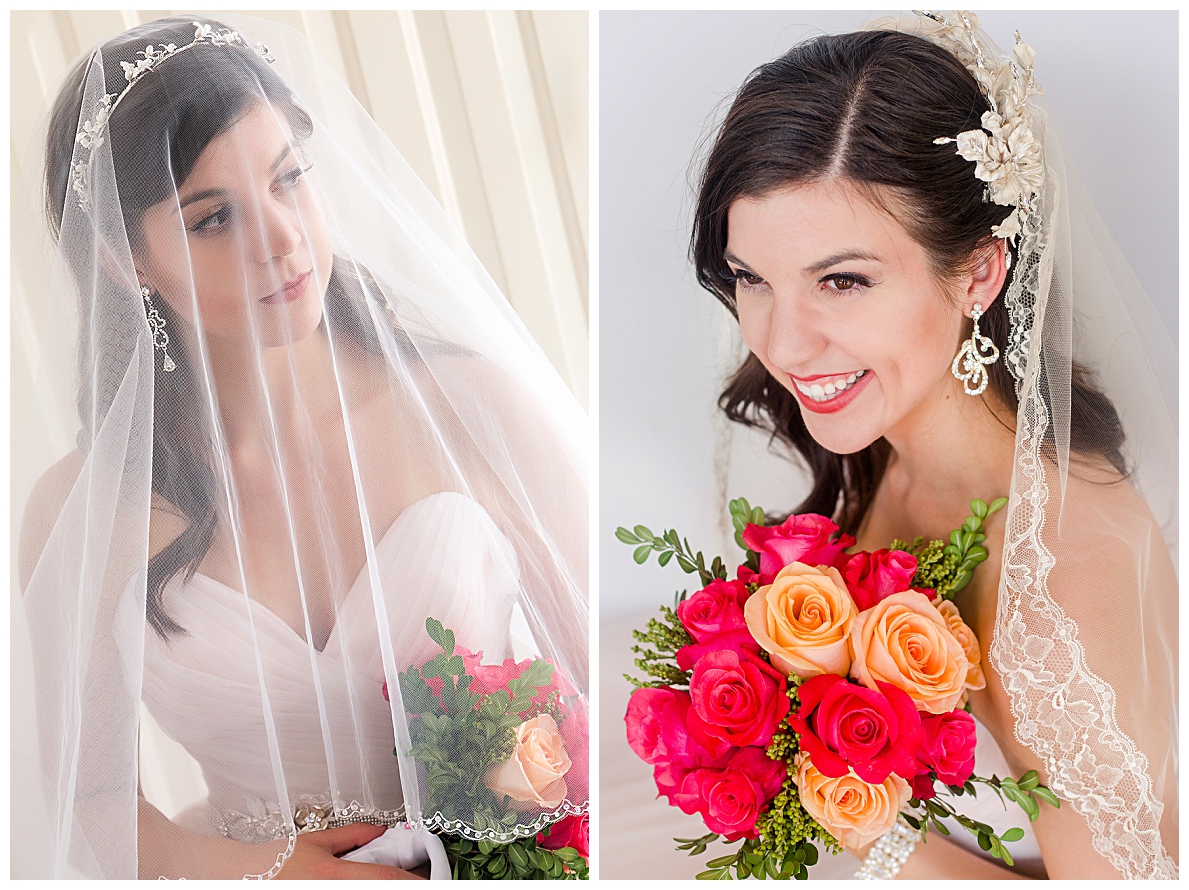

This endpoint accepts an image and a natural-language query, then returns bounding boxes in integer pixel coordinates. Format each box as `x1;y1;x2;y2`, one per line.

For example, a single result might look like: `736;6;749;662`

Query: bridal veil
13;14;588;878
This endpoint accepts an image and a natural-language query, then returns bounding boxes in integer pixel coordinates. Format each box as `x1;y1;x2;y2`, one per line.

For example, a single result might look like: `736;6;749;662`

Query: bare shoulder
971;458;1177;877
18;450;85;592
19;450;191;594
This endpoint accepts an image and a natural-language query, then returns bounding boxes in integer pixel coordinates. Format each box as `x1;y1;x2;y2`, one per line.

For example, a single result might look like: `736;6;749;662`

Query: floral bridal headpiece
70;21;276;212
913;10;1046;385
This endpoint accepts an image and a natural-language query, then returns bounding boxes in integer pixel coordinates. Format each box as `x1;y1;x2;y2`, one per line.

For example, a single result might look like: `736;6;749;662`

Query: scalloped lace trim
990;350;1177;880
210;793;587;847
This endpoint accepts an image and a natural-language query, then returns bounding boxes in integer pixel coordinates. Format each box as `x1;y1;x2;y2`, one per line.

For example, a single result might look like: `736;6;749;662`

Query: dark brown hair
45;17;432;638
691;29;1126;532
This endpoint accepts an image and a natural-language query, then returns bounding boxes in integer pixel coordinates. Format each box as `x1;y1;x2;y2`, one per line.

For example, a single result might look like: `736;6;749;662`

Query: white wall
598;10;1178;625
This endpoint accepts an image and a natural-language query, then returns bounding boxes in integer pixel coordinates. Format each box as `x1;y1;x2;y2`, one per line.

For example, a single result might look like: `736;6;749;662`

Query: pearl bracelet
854;820;919;880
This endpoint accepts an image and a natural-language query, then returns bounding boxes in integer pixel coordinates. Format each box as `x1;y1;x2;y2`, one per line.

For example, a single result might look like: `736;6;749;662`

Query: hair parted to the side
44;16;435;639
691;29;1126;534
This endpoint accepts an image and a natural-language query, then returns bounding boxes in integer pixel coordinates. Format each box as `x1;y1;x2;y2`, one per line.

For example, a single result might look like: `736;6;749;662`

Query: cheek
736;295;772;358
302;188;335;284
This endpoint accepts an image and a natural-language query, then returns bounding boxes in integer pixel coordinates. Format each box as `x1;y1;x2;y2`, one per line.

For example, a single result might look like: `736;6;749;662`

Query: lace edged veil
13;14;588;879
898;14;1177;878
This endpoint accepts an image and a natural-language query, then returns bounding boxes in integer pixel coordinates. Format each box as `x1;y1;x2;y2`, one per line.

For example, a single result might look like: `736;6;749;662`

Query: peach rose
743;562;856;678
849;591;969;714
484;714;571;809
934;599;986;692
794;752;911;850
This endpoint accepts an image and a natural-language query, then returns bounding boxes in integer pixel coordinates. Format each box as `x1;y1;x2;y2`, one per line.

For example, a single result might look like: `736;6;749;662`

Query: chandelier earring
140;284;176;372
951;302;998;396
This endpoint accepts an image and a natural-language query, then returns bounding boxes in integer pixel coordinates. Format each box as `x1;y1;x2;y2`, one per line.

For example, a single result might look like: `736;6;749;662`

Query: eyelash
188;164;314;235
729;269;873;296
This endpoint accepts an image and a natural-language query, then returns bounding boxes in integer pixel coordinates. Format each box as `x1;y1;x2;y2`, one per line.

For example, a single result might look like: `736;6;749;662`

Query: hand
276;823;426;880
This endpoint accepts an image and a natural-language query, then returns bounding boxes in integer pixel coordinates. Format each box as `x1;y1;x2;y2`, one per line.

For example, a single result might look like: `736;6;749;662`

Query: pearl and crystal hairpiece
913;10;1045;385
70;21;276;210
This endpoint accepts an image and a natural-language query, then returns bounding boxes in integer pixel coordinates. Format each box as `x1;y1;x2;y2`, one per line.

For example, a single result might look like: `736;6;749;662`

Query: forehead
181;102;297;187
726;181;916;268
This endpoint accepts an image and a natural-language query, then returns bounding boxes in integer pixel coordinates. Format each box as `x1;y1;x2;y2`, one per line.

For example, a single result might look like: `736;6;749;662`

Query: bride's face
134;102;334;351
726;180;978;455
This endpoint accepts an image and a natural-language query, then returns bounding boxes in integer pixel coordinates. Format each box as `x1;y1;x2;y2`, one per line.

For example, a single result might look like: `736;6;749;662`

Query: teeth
795;370;867;402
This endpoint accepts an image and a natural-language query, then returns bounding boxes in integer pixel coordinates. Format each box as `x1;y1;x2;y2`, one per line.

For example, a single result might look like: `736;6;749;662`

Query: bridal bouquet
388;618;589;879
620;498;1058;879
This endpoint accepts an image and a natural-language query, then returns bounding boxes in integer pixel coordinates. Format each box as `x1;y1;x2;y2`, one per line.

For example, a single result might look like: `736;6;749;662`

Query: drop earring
141;284;176;372
951;302;998;396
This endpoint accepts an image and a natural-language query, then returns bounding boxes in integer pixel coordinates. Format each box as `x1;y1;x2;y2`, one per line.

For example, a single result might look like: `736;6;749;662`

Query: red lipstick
790;370;873;415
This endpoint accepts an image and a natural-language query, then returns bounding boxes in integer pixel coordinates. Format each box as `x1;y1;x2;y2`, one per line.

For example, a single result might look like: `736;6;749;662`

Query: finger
333;860;425;880
306;821;388;855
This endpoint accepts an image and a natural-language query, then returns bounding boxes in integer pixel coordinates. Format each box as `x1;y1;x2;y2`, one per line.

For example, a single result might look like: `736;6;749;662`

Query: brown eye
821;273;871;293
734;269;766;289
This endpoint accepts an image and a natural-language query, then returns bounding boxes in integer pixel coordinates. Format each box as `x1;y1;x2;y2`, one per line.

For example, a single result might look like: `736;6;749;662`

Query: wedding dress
139;492;518;844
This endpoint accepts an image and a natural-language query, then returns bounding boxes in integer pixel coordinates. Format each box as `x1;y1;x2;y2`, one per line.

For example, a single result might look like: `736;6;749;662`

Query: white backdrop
598;11;1177;880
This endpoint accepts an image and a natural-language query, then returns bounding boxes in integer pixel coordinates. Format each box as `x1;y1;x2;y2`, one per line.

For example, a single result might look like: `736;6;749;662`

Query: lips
789;369;872;415
261;270;311;304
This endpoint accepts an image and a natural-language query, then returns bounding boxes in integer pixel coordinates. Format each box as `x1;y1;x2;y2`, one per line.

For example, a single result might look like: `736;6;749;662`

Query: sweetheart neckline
176;490;482;652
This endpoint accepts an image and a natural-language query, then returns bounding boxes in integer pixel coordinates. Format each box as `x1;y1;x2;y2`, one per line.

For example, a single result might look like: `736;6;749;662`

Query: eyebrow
724;249;883;277
177;145;298;210
802;250;882;276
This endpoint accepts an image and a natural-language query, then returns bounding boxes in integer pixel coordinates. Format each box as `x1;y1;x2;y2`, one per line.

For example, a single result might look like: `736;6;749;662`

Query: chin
258;300;326;349
800;412;882;456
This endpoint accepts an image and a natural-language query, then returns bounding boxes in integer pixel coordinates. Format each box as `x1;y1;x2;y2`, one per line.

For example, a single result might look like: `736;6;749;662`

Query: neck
876;376;1016;535
199;326;342;448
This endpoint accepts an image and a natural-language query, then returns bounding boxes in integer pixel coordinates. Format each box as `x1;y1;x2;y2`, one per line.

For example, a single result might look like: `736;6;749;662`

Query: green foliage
442;830;588;880
399;618;560;831
616;525;726;586
728;497;767;554
891;497;1007;599
624;606;694;689
905;768;1059;868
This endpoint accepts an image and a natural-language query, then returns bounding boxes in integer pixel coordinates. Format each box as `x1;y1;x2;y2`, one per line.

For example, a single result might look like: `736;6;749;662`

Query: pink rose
625;687;688;764
910;768;937;801
918;710;977;786
837;549;919;611
537;813;589;862
743;514;855;577
788;674;923;784
687;647;791;756
559;703;589;803
672;747;786;841
459;649;578;710
625;687;727;803
677;579;750;642
737;564;775;588
675;628;760;672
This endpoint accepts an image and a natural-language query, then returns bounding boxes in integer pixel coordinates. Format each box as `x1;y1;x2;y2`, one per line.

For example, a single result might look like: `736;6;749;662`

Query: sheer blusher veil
13;13;588;879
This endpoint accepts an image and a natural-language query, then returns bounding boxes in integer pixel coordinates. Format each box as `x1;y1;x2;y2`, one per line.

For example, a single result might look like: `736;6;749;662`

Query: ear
963;239;1008;317
91;232;147;297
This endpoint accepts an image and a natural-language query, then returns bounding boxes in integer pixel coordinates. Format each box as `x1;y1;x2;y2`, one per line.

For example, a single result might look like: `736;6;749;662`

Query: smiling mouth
261;271;312;304
792;370;869;403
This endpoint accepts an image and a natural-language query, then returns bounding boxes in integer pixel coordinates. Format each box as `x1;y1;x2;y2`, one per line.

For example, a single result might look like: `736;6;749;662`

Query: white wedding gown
137;492;519;844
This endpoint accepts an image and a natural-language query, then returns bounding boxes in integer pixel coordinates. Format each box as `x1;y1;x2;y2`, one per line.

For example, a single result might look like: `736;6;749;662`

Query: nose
252;196;303;265
765;289;826;372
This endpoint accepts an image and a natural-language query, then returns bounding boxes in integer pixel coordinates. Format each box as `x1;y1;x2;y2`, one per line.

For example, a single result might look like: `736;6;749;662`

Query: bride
15;15;588;880
605;10;1174;881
